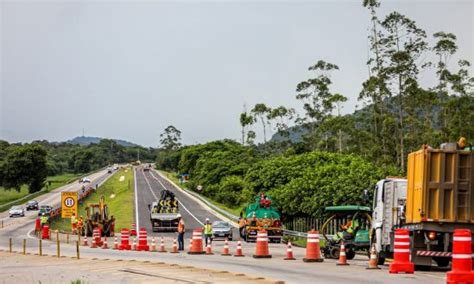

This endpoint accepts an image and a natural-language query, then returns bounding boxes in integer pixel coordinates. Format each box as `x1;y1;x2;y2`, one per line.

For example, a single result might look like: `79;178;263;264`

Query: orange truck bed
406;147;474;223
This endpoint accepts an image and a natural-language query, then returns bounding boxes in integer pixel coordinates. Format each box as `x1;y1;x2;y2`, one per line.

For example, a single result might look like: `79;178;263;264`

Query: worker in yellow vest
203;218;213;246
71;213;78;234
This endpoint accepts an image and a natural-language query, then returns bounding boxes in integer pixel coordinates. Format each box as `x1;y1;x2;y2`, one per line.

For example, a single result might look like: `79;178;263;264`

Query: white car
79;177;91;183
9;206;25;217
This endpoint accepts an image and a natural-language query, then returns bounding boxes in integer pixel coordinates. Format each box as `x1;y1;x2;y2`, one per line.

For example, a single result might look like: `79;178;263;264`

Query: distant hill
66;136;139;147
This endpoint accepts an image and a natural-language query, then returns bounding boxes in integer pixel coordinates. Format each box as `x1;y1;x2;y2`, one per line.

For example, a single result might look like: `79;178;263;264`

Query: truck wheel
346;249;356;260
434;257;450;267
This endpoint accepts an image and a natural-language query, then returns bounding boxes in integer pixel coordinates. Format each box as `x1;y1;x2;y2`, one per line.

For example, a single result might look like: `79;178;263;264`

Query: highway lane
135;168;230;238
0;169;113;239
0;167;448;283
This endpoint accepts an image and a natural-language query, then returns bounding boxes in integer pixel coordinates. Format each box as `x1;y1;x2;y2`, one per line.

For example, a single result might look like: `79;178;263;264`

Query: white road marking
27;228;36;239
134;168;140;230
147;171;203;226
141;170;159;200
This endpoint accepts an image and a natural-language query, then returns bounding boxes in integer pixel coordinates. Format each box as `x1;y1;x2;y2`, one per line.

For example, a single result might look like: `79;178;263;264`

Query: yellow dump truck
371;144;474;267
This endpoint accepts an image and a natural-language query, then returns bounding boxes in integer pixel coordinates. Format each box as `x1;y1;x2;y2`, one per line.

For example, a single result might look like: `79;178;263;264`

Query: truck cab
371;178;407;264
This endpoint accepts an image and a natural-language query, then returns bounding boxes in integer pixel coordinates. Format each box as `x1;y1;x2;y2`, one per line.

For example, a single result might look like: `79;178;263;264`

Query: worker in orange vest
71;213;78;234
177;214;185;251
238;217;246;238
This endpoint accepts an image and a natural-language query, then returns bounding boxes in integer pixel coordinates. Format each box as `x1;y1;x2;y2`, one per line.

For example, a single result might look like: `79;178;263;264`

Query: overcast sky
1;0;473;147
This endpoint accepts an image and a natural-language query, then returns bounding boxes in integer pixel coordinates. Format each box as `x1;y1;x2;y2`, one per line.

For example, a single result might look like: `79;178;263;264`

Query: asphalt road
0;167;448;283
135;168;233;238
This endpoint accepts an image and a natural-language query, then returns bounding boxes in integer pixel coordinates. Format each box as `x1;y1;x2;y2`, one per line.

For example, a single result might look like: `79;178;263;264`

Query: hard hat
177;213;182;218
42;213;45;216
205;218;209;222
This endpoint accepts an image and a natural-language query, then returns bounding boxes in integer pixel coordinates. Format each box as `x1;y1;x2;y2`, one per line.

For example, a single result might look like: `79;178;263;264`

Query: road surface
135;168;236;239
0;167;449;283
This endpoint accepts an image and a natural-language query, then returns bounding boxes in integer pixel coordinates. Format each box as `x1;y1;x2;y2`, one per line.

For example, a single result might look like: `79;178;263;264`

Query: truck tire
346;249;356;260
434;257;450;267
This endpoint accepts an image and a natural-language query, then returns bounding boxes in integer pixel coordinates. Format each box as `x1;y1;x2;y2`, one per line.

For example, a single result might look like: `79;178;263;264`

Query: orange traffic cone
234;240;244;257
90;238;97;248
113;237;119;250
206;243;214;255
389;229;414;274
221;238;231;256
447;229;474;283
367;243;380;270
83;236;88;246
170;239;178;253
102;237;109;249
303;230;323;262
253;230;271;258
150;237;156;252
132;237;137;251
284;241;295;260
336;240;349;266
159;237;167;252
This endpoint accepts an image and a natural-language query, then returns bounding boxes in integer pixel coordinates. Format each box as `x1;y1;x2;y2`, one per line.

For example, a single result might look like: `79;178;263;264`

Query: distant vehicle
143;166;150;172
149;190;180;232
107;167;113;173
79;177;91;183
26;200;39;211
9;206;25;218
38;205;53;216
212;221;233;240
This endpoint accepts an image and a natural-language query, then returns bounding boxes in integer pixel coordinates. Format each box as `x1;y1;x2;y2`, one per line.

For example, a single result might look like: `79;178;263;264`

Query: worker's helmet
42;213;45;216
205;217;210;222
177;213;182;218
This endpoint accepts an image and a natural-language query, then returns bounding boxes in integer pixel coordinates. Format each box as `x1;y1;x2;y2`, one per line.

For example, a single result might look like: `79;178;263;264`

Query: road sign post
61;192;78;218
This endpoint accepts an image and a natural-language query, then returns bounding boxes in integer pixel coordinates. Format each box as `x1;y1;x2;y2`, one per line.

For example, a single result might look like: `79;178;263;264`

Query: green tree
160;125;182;150
251;104;272;143
239;111;255;145
380;12;428;169
2;144;48;193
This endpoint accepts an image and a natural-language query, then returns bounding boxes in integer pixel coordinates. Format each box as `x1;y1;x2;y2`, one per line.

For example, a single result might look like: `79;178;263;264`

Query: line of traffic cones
170;239;178;253
206;243;214;255
284;241;295;260
336;240;349;266
221;238;231;256
159;237;167;252
234;240;244;257
367;243;380;270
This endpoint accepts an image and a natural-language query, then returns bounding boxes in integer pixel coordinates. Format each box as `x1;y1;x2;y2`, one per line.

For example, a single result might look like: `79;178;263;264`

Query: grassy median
50;167;134;233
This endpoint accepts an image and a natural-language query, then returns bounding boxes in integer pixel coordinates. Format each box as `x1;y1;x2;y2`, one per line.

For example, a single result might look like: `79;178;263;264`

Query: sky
1;0;473;147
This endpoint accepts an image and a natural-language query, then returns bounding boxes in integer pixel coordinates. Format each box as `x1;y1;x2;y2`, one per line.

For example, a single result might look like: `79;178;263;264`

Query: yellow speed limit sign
61;192;78;218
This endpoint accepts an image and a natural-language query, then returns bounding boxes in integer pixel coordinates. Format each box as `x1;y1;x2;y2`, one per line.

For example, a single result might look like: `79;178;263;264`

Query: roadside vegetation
50;167;134;232
156;0;473;222
0;138;154;198
0;173;83;211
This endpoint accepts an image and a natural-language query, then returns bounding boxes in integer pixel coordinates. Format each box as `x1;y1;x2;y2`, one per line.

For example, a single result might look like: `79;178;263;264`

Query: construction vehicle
242;193;282;243
148;190;180;232
84;195;115;237
371;140;474;267
322;205;372;260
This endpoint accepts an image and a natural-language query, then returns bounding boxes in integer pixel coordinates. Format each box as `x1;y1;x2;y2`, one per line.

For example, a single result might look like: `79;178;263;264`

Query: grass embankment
159;170;244;216
50;168;134;232
0;173;83;211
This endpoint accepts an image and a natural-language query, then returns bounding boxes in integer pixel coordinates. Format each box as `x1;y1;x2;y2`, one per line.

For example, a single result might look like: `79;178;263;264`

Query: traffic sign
61;192;78;218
